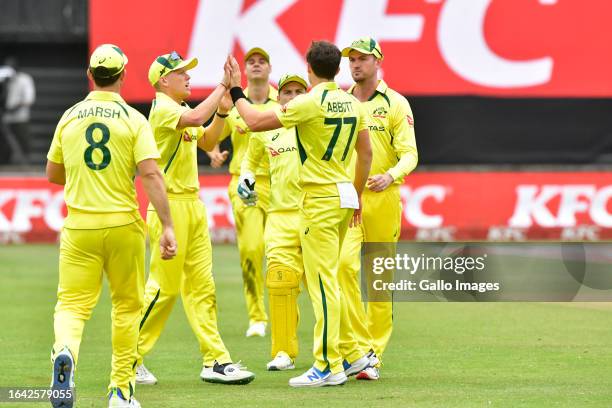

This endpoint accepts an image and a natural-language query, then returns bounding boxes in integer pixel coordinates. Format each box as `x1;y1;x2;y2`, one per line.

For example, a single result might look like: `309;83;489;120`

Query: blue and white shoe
108;387;141;408
50;347;75;408
288;366;347;387
343;354;370;377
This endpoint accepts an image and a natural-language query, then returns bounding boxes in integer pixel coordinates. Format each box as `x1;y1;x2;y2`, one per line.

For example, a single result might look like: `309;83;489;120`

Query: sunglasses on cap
156;51;184;77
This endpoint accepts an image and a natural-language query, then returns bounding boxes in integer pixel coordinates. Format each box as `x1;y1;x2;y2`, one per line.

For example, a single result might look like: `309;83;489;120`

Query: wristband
216;111;229;118
230;87;246;104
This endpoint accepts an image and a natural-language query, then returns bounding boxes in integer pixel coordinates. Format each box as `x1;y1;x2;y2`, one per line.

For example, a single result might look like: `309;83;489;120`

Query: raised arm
178;61;231;129
227;55;282;132
198;91;233;152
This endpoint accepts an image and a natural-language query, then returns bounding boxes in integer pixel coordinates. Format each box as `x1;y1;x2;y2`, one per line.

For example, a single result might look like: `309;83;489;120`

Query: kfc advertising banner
90;0;612;101
1;173;611;244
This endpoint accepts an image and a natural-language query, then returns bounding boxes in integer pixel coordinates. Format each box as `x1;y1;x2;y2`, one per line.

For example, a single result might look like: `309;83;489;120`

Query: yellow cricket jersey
347;80;418;183
220;85;278;176
274;81;368;186
47;91;159;229
241;127;300;212
149;92;204;195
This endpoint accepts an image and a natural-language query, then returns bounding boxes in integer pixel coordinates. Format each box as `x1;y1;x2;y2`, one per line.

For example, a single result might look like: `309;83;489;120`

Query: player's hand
218;91;233;113
350;197;362;227
222;60;232;89
238;172;258;206
209;150;229;168
160;226;177;260
367;173;394;192
228;55;242;88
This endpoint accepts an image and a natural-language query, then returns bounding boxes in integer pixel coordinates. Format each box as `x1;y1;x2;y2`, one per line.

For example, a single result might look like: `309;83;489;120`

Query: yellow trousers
138;196;231;367
228;175;270;325
300;185;365;374
53;220;145;399
338;185;401;362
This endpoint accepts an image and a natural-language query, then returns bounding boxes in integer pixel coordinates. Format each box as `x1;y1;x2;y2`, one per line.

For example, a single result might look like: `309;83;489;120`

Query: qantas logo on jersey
368;125;386;132
372;106;388;119
267;146;297;157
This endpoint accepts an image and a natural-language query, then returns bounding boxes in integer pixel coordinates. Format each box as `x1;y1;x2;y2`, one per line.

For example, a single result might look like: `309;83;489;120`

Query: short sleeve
274;94;314;129
357;101;369;132
47;123;64;164
133;117;161;164
154;101;189;130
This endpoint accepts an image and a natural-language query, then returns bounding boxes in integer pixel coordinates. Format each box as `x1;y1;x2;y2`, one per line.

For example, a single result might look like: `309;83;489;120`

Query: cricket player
227;41;373;387
339;37;418;380
46;44;177;408
239;73;307;371
213;47;278;337
134;52;254;385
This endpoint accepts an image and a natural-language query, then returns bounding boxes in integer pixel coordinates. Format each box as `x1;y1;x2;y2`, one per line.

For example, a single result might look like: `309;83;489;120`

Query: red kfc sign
90;0;612;101
2;173;612;243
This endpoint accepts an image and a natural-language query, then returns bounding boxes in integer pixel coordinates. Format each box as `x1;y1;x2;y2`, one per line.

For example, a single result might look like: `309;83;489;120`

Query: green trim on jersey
163;134;183;174
113;101;129;118
295;127;308;164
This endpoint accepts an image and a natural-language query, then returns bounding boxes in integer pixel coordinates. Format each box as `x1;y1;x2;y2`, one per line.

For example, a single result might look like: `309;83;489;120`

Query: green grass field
1;244;612;407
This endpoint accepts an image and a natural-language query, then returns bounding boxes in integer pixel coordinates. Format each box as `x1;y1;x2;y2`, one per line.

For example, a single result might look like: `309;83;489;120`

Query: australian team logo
372;106;388;119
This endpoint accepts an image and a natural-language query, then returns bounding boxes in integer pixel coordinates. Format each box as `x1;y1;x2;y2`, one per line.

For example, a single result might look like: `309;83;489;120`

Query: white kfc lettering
335;0;424;85
509;185;612;228
438;0;554;88
590;186;612;227
509;185;561;228
187;0;302;87
186;0;557;91
401;185;446;228
12;190;50;233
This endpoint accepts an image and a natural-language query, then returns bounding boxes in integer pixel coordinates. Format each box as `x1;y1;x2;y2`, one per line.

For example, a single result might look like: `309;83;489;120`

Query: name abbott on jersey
327;101;353;113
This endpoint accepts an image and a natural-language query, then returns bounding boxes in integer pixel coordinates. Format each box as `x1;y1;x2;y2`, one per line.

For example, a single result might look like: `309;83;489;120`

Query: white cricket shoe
135;364;157;385
356;366;380;381
108;388;142;407
368;351;380;367
246;321;266;337
200;361;255;384
266;352;295;371
50;347;75;408
343;354;370;377
288;366;347;388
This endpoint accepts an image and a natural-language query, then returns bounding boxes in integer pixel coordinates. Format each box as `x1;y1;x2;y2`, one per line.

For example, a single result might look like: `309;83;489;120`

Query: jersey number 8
84;122;111;171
